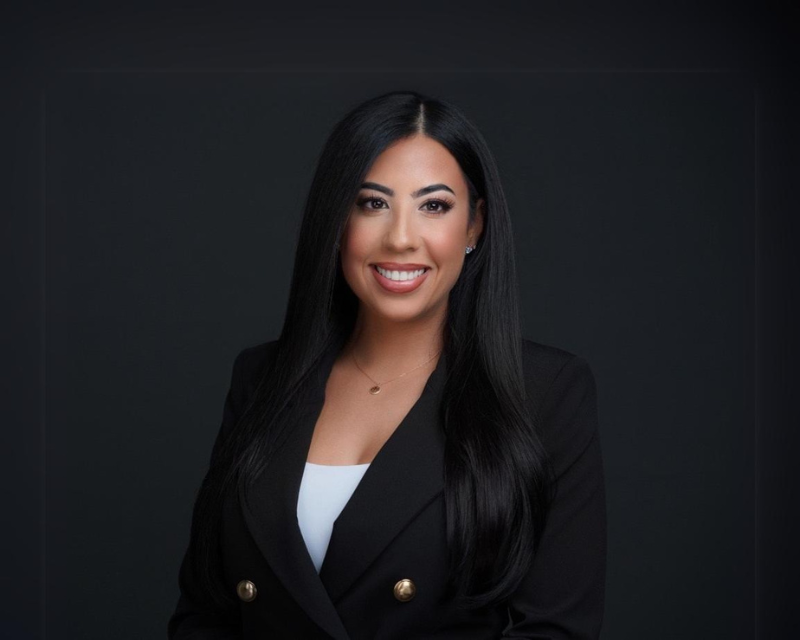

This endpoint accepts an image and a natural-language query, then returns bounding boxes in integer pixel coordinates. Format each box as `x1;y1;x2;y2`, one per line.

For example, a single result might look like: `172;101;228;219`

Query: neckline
314;335;448;399
306;336;448;472
305;461;371;467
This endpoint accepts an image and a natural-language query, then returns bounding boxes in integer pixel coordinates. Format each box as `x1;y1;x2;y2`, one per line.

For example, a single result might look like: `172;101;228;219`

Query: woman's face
340;133;484;325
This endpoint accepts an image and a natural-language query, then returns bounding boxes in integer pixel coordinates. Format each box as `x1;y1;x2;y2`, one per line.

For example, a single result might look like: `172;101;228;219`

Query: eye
354;194;455;215
422;198;455;214
355;196;387;211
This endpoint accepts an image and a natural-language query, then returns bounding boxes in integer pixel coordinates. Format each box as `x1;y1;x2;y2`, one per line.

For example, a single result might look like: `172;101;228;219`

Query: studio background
32;71;753;639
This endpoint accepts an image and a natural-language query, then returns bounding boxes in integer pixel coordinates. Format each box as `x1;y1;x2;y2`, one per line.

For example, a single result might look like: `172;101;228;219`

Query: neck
344;306;446;376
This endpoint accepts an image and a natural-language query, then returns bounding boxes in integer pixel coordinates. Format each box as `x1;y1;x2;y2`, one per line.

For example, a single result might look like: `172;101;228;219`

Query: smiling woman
168;90;607;639
342;135;483;311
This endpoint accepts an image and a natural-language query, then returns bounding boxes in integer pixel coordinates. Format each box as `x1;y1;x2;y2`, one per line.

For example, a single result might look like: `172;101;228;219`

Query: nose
383;206;420;252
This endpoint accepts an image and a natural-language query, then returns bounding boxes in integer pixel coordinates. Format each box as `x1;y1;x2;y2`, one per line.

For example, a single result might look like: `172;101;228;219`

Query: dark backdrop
2;4;797;640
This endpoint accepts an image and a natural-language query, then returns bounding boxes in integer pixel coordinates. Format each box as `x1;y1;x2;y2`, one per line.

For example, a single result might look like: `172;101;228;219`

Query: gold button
393;578;416;602
236;579;257;602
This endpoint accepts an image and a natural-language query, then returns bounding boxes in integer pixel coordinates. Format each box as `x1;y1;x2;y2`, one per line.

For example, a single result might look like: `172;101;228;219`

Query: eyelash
355;195;455;215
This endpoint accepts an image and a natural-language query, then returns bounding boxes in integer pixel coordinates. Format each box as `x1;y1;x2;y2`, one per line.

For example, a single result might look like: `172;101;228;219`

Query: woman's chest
306;372;431;466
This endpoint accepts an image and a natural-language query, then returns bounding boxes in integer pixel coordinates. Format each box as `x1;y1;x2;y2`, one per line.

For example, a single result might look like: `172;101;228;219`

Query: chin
369;303;430;323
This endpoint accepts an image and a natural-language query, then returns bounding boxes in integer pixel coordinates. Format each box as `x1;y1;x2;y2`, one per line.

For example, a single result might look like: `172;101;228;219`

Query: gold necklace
351;348;441;395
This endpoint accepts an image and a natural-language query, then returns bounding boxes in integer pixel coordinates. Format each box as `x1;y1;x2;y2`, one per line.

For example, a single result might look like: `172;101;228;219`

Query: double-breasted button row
238;577;415;603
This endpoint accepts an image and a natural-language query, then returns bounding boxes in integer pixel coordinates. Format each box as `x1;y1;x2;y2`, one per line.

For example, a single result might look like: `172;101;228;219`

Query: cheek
341;217;372;258
430;224;468;267
340;222;371;281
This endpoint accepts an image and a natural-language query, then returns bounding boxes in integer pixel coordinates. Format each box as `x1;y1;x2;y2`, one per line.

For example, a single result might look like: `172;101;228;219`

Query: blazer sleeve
167;348;249;640
503;355;607;639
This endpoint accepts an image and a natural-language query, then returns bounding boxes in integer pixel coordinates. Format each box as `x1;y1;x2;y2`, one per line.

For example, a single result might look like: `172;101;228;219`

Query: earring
465;246;474;254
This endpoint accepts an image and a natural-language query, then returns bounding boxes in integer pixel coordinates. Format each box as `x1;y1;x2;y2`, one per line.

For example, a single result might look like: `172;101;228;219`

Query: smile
374;265;428;281
371;265;430;293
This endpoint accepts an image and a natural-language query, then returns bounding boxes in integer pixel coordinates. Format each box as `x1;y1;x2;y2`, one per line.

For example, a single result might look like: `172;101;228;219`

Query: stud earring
465;246;474;254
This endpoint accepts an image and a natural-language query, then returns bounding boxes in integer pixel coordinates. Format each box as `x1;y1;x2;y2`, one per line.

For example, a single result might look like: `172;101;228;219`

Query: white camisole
297;461;371;573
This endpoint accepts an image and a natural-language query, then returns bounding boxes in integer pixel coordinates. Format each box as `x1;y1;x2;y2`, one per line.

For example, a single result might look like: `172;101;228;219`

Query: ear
468;198;485;246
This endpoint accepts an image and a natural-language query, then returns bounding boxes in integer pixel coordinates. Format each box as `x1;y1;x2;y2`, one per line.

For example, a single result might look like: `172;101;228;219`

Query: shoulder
227;338;280;411
235;339;280;378
521;338;600;473
521;338;594;411
520;338;577;395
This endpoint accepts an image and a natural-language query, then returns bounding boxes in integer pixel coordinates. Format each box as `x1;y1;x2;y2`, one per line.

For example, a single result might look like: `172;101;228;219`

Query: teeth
375;266;427;282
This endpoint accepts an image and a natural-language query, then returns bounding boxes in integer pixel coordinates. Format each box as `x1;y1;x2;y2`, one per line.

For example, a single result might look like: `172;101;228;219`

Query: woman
168;90;606;639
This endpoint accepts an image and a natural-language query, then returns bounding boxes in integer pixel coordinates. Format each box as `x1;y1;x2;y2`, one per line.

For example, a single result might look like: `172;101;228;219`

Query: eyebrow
360;181;455;198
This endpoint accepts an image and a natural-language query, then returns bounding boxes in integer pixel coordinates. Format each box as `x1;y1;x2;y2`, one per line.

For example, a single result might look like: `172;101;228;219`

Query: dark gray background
3;4;797;640
45;69;757;639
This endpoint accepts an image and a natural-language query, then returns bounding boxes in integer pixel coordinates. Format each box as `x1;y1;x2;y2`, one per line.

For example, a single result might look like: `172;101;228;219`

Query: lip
371;262;430;270
371;264;430;294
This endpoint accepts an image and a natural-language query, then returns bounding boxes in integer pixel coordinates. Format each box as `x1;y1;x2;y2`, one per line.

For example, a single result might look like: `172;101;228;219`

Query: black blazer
168;337;607;639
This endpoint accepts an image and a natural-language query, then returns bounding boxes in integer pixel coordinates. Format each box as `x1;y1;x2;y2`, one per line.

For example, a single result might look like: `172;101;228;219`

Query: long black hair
185;90;555;612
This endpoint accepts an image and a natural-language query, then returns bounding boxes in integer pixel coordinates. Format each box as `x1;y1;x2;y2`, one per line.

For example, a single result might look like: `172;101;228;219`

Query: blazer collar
238;339;448;640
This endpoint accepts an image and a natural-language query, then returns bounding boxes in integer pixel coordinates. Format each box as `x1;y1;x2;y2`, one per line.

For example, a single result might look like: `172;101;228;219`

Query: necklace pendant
369;385;381;395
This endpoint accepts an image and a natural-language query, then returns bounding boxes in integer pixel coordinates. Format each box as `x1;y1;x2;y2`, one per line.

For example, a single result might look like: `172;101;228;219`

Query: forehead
363;135;466;194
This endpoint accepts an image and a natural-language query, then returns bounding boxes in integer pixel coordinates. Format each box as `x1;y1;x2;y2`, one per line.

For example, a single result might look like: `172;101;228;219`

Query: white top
297;461;371;573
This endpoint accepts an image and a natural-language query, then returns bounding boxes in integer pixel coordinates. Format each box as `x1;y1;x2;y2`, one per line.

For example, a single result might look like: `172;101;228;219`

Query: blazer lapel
238;339;448;639
319;347;447;603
